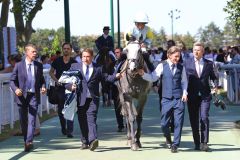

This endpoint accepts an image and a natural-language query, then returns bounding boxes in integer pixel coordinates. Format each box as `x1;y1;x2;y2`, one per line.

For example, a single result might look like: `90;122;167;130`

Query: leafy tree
223;0;240;32
223;21;240;45
11;0;59;46
51;34;61;54
30;28;55;52
182;32;195;49
152;27;167;48
78;35;96;51
196;22;224;49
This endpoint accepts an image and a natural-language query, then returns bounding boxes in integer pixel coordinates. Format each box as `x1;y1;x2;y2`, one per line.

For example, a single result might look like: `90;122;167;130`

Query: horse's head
124;41;144;72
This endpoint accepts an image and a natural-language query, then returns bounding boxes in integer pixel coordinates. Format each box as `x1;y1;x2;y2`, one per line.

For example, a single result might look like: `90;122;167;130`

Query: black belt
27;92;35;95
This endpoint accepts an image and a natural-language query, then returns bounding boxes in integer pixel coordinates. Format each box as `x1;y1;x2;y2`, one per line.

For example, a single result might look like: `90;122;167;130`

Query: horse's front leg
135;95;147;148
126;101;138;151
125;116;132;146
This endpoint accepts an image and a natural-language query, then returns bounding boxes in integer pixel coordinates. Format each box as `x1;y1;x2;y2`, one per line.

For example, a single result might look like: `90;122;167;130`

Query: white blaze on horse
117;40;151;151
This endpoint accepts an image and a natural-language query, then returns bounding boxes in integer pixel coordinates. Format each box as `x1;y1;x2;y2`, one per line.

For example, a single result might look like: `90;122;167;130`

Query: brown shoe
34;129;40;137
201;143;210;152
14;131;23;136
80;143;89;150
24;142;33;152
89;139;99;151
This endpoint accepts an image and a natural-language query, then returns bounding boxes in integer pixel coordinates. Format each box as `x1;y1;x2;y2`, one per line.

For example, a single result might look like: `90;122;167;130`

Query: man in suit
66;48;120;151
184;42;218;151
138;46;188;153
113;47;125;132
10;44;46;152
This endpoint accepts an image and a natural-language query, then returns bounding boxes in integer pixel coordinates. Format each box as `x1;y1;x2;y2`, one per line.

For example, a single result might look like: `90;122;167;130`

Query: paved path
0;92;240;160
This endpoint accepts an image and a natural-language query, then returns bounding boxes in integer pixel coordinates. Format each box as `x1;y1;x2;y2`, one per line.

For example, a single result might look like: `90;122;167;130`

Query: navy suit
161;62;185;147
184;57;217;146
66;62;116;145
10;60;45;143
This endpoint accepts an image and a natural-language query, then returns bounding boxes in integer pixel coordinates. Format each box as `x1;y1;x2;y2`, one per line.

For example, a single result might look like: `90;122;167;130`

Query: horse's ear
139;34;143;42
126;33;130;41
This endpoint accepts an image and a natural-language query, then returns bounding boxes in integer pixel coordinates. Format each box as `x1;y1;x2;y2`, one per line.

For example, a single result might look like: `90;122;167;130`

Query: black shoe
171;145;178;153
165;137;172;149
117;127;124;132
80;143;89;150
201;143;210;152
67;134;73;138
89;139;99;151
62;129;67;135
194;145;200;150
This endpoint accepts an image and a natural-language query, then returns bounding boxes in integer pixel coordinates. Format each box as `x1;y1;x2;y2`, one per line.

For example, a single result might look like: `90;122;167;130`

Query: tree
152;27;167;48
223;0;240;32
0;0;10;29
196;22;224;49
223;21;240;46
182;32;195;49
11;0;60;47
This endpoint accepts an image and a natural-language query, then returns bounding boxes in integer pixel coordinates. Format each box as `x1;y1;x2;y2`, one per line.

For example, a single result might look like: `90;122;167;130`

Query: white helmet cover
134;12;149;23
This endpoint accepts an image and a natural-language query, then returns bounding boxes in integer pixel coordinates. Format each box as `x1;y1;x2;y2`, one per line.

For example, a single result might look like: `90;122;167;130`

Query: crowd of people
1;12;240;154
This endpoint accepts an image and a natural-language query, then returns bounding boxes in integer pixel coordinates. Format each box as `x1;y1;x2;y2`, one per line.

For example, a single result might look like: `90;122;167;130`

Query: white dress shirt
25;59;35;93
194;58;204;77
142;59;188;96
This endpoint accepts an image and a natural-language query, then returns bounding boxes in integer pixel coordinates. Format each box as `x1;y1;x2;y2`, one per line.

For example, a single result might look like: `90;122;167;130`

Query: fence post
234;69;239;103
0;81;3;134
9;87;14;129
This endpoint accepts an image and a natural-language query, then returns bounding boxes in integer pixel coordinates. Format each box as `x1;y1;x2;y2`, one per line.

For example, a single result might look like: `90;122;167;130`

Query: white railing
0;69;56;134
219;63;240;104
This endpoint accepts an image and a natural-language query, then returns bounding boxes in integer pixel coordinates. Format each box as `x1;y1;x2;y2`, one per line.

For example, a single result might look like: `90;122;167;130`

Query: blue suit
10;60;45;143
161;62;185;147
184;57;217;146
66;62;116;145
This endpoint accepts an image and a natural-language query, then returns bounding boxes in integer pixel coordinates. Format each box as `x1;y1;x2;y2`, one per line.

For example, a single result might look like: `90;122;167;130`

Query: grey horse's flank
117;41;151;151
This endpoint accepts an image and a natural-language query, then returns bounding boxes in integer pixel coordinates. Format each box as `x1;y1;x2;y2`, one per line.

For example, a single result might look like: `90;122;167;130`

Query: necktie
27;64;33;90
85;65;89;81
171;64;175;75
197;60;201;77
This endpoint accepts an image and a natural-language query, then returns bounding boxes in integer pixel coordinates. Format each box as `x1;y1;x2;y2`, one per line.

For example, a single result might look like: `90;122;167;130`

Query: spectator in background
50;50;61;62
74;47;82;63
49;42;77;138
41;55;51;69
150;47;162;68
112;47;125;132
216;48;226;63
0;54;22;74
0;59;3;70
162;40;176;61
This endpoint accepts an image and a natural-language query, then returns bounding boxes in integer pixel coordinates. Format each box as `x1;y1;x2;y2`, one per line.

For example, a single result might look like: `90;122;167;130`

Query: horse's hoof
131;143;139;151
136;141;142;148
127;139;132;146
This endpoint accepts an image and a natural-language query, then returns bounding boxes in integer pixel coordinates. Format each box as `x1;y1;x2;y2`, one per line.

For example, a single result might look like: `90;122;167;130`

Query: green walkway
0;92;240;160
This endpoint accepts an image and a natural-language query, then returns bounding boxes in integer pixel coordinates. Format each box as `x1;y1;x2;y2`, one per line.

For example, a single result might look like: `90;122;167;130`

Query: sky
4;0;229;37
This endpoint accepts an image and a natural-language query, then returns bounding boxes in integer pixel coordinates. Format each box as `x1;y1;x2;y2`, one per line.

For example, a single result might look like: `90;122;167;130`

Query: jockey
95;26;117;63
124;12;155;72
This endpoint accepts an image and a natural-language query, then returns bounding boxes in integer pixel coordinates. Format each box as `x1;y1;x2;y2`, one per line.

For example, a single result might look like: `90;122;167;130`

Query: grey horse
116;41;151;151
